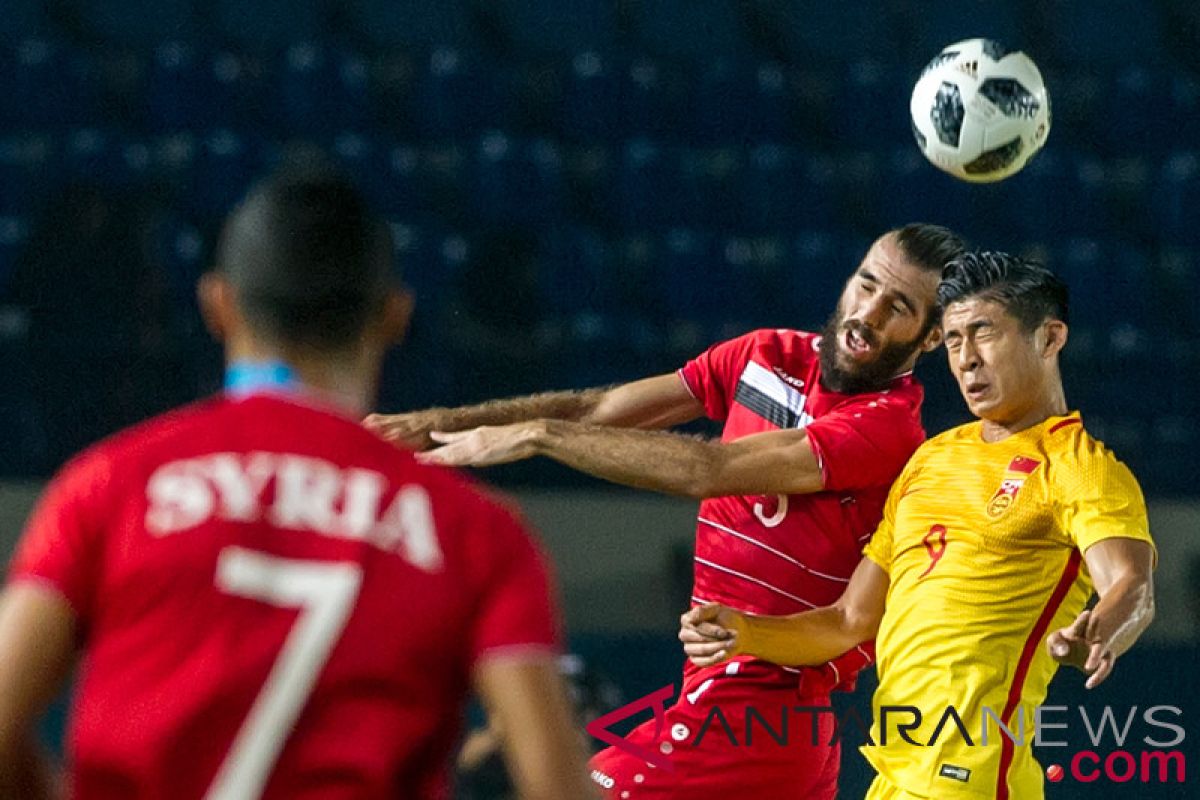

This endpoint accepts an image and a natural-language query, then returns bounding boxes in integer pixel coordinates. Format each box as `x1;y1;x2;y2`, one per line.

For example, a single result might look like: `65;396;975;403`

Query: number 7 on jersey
206;547;364;800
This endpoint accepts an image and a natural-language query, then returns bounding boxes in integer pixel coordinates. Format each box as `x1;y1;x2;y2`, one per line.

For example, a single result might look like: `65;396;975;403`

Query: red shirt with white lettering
678;328;925;690
10;393;561;800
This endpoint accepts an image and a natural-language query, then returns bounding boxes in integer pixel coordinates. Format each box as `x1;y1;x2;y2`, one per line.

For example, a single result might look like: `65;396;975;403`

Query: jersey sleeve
861;449;921;573
8;451;109;622
1055;435;1154;557
677;332;760;422
467;502;564;667
804;393;924;492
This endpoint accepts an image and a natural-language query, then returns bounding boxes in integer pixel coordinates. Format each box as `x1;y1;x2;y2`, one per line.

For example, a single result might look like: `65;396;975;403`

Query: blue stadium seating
213;0;321;53
489;0;619;56
1039;0;1169;68
0;0;48;43
738;145;835;233
276;45;371;135
619;57;686;141
562;53;621;143
76;0;195;49
752;0;898;65
412;48;502;142
1155;152;1200;246
0;135;54;214
628;0;747;63
471;134;565;226
901;1;1025;67
180;130;264;219
831;60;910;150
0;216;29;295
351;0;476;51
1;40;97;130
612;140;685;229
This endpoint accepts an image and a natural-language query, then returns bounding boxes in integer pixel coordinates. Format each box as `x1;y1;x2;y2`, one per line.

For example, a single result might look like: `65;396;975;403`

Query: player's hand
363;411;446;451
417;424;542;468
679;603;749;667
1046;609;1115;689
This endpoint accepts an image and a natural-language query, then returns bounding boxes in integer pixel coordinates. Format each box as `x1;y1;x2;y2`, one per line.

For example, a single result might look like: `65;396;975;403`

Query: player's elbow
836;602;882;647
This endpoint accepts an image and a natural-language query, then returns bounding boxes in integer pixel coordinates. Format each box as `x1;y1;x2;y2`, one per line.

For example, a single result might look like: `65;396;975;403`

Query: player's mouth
965;380;990;401
842;327;876;361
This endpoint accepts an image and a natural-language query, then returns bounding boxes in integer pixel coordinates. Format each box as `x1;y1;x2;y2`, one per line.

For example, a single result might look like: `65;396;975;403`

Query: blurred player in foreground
367;225;965;798
681;252;1156;800
0;170;594;800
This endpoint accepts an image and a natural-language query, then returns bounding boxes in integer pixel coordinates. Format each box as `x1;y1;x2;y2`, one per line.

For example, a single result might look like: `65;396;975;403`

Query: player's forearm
529;421;820;498
1090;574;1155;659
528;420;719;496
740;607;872;668
431;389;609;431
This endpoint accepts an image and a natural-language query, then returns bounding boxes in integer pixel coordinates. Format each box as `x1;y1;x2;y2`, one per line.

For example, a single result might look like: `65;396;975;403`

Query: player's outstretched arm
680;557;888;667
422;423;826;498
1047;538;1155;690
0;583;75;800
473;655;600;800
365;373;703;450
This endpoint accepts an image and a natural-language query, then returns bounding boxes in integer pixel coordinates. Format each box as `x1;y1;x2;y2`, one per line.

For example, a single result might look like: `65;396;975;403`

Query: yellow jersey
861;413;1153;799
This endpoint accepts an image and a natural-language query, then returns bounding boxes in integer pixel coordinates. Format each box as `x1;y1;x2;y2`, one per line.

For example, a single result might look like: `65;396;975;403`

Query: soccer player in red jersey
0;171;595;800
366;224;966;799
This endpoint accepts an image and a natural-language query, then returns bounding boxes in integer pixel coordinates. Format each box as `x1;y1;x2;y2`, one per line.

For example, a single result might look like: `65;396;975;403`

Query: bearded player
366;225;966;798
681;252;1156;800
0;170;596;800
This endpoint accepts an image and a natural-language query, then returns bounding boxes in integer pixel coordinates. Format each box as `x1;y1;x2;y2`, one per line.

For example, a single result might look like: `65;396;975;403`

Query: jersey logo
939;763;972;783
733;361;813;429
986;456;1040;518
771;366;805;390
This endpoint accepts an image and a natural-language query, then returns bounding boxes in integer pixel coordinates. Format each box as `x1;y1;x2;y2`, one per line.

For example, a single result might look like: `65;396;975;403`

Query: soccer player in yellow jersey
679;252;1156;800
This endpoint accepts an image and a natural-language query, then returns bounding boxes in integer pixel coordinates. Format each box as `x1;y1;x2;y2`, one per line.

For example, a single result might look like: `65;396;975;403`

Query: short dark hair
938;251;1069;331
891;223;968;276
216;168;393;351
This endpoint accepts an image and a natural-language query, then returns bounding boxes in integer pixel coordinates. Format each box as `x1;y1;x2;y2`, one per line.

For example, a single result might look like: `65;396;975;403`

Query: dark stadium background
0;1;1196;797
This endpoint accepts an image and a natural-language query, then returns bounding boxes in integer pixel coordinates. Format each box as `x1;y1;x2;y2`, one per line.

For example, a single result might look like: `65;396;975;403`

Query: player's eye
892;303;908;315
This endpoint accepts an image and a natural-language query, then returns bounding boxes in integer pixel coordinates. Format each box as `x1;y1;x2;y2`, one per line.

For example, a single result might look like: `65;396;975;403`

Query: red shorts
589;660;839;800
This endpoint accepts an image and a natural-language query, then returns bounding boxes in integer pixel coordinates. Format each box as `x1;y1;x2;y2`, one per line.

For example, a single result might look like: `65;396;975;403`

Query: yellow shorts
864;775;926;800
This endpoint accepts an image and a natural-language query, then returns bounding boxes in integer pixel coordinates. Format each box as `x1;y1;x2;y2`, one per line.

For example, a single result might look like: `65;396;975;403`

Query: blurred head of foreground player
200;168;412;411
938;251;1070;440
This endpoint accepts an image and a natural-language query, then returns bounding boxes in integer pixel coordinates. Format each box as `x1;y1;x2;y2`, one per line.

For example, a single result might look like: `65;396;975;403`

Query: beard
818;311;928;395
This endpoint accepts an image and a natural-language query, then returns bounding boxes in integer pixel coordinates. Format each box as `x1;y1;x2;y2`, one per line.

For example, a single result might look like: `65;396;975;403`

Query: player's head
201;167;410;366
938;251;1069;424
820;223;965;393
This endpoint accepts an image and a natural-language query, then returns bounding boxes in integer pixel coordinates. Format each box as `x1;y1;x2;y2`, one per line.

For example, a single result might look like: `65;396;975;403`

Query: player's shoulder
64;396;227;475
914;420;981;455
730;327;818;353
1042;414;1138;483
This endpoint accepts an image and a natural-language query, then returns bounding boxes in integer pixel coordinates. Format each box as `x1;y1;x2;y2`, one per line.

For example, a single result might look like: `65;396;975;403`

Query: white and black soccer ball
910;38;1051;183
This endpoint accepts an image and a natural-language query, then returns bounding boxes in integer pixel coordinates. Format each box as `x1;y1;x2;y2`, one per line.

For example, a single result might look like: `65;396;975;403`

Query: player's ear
198;272;237;344
375;286;413;347
1042;319;1068;359
920;320;943;353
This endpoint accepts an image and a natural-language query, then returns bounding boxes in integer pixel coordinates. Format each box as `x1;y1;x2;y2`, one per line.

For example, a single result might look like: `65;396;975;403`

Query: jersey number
205;547;364;800
918;525;948;579
753;494;788;527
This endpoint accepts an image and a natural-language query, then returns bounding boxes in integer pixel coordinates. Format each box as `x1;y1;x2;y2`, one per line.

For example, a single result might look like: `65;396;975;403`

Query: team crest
986;456;1040;518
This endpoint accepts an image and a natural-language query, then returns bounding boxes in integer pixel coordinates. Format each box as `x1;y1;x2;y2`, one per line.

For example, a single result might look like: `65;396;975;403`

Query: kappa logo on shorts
986;456;1040;518
939;763;972;783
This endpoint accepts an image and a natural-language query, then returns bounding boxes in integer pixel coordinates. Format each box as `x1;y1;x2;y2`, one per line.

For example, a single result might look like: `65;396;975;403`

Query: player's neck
979;381;1069;442
225;337;375;416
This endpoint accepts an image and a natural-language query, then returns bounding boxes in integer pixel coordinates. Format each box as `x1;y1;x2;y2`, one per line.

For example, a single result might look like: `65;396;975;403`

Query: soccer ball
910;38;1051;183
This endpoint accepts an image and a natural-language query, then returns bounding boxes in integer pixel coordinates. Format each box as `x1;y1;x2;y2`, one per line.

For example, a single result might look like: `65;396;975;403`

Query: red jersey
679;329;925;689
10;392;561;800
